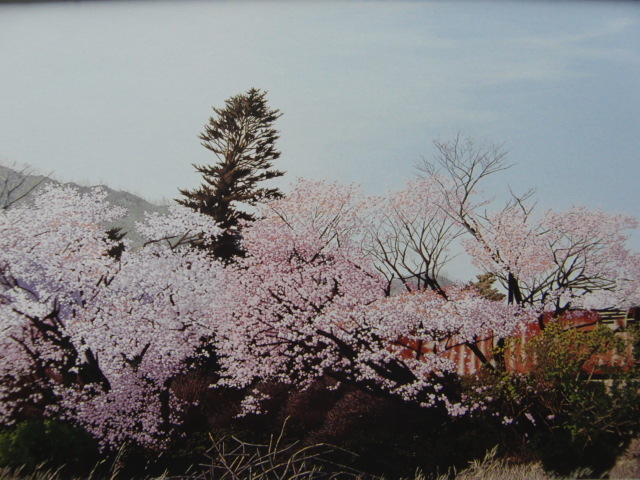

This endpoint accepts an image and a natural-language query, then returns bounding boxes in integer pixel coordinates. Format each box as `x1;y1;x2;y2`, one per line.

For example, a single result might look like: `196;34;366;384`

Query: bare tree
362;178;463;297
0;164;48;210
417;135;639;315
359;136;512;299
417;135;513;229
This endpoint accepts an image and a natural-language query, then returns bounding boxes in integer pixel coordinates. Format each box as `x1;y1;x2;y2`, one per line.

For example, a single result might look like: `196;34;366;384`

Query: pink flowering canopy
215;179;535;415
362;176;463;295
416;136;640;312
216;180;385;393
1;159;638;444
463;202;640;311
0;185;223;449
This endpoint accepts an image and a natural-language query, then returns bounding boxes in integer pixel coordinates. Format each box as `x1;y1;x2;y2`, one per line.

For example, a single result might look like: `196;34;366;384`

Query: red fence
396;308;638;376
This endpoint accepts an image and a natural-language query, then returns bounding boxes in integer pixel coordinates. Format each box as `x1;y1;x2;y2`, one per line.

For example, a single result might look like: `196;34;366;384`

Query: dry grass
0;465;178;480
608;437;640;479
199;419;364;480
428;439;640;480
426;447;580;480
4;437;640;480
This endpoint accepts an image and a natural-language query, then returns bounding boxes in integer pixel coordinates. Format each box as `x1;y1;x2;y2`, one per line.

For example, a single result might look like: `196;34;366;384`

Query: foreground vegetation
2;439;640;480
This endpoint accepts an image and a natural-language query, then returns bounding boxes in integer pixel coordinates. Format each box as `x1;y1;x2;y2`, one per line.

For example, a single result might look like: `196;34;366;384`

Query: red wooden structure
396;308;638;376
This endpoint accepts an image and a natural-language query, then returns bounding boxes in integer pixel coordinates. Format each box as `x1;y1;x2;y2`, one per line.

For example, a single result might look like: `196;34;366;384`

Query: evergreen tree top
177;88;285;261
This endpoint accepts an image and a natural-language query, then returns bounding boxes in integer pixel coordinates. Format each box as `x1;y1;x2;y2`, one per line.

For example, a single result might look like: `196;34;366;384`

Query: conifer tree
178;88;284;260
468;273;506;302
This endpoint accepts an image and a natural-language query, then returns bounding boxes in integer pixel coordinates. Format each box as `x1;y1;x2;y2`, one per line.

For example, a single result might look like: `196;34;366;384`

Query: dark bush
0;419;99;475
466;321;640;476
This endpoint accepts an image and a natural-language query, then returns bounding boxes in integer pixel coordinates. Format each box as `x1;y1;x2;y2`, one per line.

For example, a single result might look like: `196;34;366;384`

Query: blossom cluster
0;185;222;449
216;180;536;413
464;204;640;310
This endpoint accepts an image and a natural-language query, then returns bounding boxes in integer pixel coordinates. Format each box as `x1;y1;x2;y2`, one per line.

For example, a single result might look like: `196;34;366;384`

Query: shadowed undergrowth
3;438;640;480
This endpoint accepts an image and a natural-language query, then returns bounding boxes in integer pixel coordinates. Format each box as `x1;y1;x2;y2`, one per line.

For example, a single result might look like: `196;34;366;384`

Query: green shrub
0;419;99;475
469;321;640;476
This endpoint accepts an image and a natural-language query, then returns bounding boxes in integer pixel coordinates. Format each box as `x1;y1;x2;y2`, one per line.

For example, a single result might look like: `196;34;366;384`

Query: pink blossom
0;185;223;449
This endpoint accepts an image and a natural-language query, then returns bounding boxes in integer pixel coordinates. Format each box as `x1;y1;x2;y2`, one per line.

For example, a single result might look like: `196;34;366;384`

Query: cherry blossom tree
463;202;640;312
215;179;535;415
362;177;463;296
418;135;640;314
217;136;639;415
215;180;384;405
0;185;223;449
4;140;635;451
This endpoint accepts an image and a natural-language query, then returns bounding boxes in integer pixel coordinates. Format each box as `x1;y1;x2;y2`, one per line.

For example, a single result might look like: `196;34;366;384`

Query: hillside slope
0;164;168;246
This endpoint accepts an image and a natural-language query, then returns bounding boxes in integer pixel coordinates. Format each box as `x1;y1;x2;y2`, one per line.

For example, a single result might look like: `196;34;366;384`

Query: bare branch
0;164;50;210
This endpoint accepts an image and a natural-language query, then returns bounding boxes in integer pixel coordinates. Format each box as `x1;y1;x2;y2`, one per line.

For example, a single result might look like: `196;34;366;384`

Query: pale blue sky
1;0;638;278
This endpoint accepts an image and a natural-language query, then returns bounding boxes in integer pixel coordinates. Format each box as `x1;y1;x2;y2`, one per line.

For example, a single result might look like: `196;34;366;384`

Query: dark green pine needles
178;88;285;261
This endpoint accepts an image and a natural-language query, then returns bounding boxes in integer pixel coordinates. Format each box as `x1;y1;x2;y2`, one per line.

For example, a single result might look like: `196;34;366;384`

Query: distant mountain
389;274;454;295
0;164;168;246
